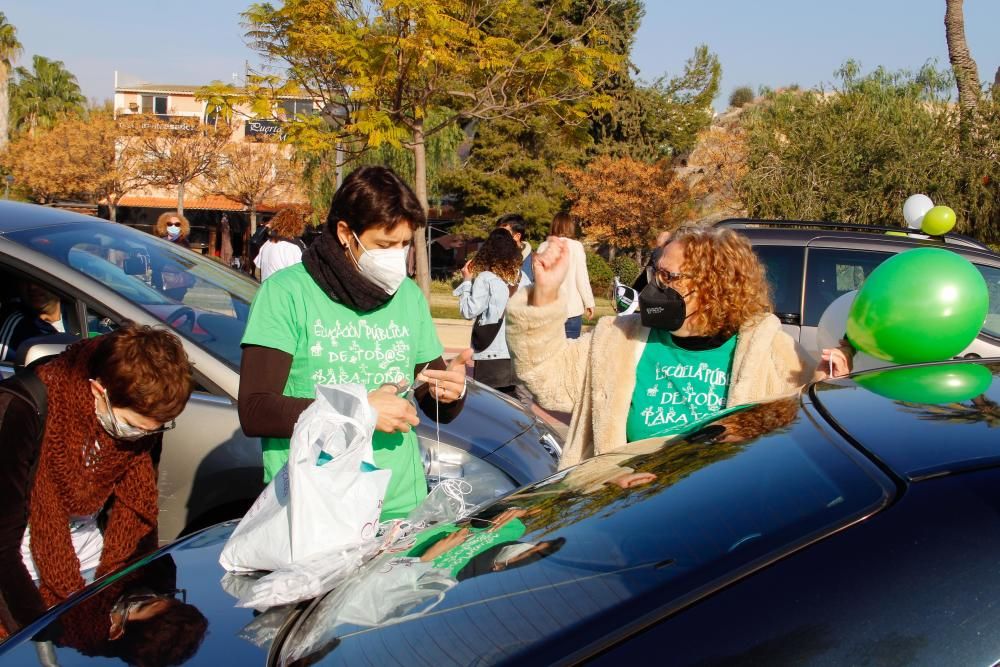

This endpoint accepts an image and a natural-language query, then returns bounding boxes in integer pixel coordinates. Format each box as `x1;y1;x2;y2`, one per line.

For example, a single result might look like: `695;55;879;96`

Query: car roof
0;200;105;233
811;360;1000;481
718;218;994;254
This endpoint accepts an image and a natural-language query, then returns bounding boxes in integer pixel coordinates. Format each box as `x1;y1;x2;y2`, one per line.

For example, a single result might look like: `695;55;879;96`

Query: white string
433;378;440;486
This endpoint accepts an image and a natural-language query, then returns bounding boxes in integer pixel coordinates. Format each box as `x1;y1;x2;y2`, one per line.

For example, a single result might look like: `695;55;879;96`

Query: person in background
239;166;471;522
495;214;533;282
253;207;309;281
506;225;837;469
0;325;193;635
454;229;529;397
536;212;594;339
0;280;67;362
631;229;674;294
154;211;191;249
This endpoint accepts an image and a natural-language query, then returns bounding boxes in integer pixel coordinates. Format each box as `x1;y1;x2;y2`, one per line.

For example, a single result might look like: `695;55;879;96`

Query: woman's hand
368;384;420;433
460;261;473;282
419;527;471;561
417;349;472;404
530;237;570;306
584;306;595;320
818;347;853;379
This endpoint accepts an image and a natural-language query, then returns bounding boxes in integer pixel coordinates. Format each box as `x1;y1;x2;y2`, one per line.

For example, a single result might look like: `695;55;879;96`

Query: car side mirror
124;256;148;275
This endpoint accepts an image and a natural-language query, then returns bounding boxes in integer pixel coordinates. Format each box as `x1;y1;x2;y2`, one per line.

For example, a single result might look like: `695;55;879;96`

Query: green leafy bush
729;86;754;109
586;251;614;298
610;256;642;286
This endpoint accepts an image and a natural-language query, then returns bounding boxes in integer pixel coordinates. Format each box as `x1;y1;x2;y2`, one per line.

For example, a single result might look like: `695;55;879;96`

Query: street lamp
3;174;13;199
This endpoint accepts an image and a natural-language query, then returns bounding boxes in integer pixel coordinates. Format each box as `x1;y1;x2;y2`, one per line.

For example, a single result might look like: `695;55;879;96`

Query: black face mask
639;281;692;331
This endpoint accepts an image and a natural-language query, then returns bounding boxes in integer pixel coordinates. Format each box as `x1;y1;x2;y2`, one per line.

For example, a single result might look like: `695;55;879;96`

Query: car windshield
279;397;890;665
7;221;257;369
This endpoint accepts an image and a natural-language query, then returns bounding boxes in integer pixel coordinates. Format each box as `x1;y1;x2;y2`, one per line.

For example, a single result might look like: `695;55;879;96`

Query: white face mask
166;225;181;240
352;233;408;295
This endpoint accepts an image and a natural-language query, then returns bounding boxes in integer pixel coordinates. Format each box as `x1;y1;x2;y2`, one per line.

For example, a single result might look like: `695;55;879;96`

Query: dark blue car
3;360;1000;665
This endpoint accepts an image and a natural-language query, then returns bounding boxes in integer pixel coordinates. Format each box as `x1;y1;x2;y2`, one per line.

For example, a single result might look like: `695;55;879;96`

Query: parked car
0;201;560;541
4;359;999;665
719;219;1000;361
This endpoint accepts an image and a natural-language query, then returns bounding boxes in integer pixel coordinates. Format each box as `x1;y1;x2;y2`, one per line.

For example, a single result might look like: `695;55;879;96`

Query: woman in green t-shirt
506;225;846;469
238;166;471;520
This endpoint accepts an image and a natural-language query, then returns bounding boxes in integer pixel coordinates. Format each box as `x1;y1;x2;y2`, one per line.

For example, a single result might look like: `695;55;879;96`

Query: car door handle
776;312;801;326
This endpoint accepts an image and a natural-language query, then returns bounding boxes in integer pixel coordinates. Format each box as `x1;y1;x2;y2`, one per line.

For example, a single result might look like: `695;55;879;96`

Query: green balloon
854;363;992;404
846;248;989;363
921;205;957;235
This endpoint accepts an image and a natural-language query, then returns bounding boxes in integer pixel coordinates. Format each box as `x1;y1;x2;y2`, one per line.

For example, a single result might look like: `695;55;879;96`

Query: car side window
803;249;892;326
752;245;804;324
975;264;1000;339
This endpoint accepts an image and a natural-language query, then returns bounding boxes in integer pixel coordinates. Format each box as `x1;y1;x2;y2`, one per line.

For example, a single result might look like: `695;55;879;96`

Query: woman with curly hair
0;325;193;634
453;228;529;395
154;211;191;249
253;207;309;281
506;225;840;468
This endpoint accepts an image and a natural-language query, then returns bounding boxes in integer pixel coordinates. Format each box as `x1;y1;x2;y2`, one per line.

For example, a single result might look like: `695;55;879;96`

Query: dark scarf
302;231;392;312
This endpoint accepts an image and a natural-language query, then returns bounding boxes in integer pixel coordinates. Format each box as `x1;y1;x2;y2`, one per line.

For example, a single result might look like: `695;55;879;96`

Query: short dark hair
495;213;526;238
326;166;426;234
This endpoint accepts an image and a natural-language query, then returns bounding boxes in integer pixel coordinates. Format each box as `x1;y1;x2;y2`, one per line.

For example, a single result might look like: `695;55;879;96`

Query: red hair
88;325;192;423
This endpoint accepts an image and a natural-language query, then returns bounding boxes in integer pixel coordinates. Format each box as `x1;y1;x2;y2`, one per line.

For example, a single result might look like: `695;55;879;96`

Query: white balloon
902;194;934;229
816;291;858;352
816;290;895;375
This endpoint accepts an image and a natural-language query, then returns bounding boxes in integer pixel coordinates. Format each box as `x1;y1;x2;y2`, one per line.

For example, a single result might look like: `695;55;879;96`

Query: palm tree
944;0;981;138
0;12;21;149
9;55;85;138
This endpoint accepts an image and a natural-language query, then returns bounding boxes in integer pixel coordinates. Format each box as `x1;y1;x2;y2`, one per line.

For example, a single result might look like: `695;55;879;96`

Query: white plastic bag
220;383;391;572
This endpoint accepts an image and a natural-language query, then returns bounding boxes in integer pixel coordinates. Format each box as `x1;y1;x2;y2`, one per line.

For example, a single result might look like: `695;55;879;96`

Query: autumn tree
210;141;301;258
560;155;698;260
217;0;622;296
138;122;231;214
0;12;21;149
1;112;145;212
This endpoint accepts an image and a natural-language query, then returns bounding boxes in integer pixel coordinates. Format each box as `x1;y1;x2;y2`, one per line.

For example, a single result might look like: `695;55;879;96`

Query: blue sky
6;0;1000;108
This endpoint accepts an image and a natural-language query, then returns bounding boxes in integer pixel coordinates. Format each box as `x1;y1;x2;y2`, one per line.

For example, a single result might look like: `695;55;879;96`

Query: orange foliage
559;155;700;253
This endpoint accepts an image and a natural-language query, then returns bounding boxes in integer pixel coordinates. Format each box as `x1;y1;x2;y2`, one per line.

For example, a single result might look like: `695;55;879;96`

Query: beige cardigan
536;238;595;318
505;289;815;468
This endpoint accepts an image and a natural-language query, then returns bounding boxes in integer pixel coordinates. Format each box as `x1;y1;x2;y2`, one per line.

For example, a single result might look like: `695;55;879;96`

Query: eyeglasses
647;266;691;289
110;589;187;637
97;383;175;439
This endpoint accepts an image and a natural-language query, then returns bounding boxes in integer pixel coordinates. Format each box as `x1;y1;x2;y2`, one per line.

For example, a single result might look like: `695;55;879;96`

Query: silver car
0;202;561;541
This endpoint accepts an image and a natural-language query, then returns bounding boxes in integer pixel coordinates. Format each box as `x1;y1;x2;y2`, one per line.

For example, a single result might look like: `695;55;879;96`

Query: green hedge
610;256;642;286
586;251;614;299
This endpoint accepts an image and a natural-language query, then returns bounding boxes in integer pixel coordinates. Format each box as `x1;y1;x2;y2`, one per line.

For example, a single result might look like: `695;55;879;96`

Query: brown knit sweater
0;338;160;633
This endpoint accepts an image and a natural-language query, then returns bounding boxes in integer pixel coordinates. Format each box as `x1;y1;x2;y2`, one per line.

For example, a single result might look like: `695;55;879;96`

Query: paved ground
436;318;571;438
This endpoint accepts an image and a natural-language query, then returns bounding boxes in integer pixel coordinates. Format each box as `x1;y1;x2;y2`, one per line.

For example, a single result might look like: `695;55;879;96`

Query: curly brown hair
268;206;309;239
669;225;772;338
154;212;190;240
89;324;193;423
472;229;522;284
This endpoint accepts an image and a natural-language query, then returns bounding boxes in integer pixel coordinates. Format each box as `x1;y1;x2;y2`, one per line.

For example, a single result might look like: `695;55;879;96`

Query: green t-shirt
405;519;527;577
626;329;738;442
241;264;444;520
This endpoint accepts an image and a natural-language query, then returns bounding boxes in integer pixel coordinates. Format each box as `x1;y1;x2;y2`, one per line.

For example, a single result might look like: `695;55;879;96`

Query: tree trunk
945;0;981;137
0;63;9;150
109;201;117;222
220;216;233;264
177;181;186;215
411;119;431;298
608;245;617;262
